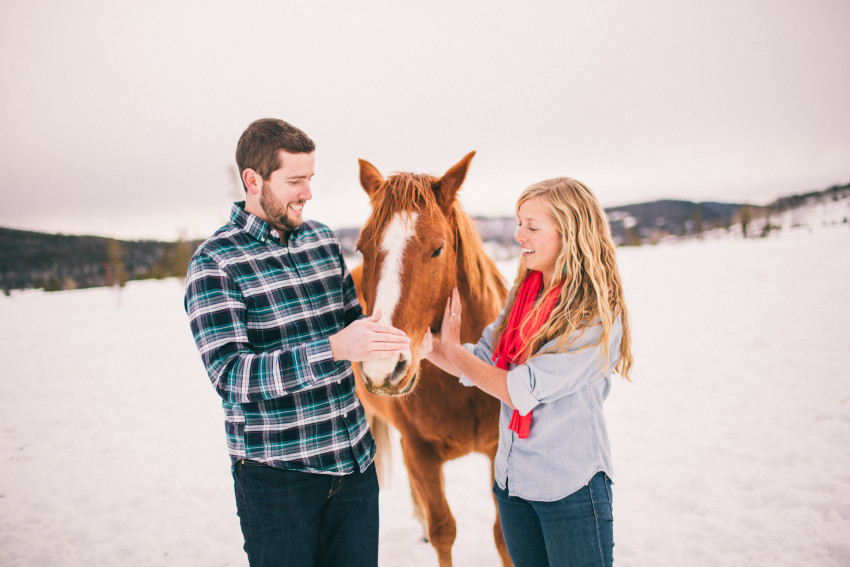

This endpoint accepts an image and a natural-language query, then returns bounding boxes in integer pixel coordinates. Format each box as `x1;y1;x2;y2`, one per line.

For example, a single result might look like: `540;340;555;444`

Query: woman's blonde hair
492;177;633;379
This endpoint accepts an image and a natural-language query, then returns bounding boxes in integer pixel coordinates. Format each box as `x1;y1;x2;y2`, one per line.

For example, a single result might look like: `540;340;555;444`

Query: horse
349;151;511;567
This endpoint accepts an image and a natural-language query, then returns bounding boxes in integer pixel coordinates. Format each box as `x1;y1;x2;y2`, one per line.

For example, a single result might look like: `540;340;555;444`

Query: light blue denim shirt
461;311;622;502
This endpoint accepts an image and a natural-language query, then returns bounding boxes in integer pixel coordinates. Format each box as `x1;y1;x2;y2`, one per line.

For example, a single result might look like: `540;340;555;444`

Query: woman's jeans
232;460;379;567
493;471;614;567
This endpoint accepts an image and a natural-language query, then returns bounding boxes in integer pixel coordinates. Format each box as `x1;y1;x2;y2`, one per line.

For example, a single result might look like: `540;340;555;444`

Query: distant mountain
604;200;742;245
474;181;849;249
2;180;847;293
339;181;848;255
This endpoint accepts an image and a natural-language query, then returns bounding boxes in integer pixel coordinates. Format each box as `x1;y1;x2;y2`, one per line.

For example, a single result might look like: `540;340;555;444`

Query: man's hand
329;310;411;362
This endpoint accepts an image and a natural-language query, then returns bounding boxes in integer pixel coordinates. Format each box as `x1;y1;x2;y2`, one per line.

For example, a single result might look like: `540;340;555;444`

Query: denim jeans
232;460;379;567
493;471;614;567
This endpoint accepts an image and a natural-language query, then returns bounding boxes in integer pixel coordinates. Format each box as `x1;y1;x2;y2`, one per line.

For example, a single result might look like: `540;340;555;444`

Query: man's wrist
328;332;339;361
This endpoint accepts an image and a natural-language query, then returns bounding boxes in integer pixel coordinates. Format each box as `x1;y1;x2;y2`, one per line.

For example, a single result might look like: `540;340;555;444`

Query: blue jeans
493;471;614;567
232;460;379;567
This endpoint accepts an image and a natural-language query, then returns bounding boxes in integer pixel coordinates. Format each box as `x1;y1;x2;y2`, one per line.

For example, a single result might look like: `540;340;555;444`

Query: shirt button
336;380;341;385
342;413;348;419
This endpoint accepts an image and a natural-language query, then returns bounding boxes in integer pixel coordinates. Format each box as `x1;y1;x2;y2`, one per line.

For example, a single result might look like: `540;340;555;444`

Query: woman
424;177;632;567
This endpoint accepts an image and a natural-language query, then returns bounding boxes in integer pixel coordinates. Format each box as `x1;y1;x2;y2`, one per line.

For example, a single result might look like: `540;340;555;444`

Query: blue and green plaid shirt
184;203;375;475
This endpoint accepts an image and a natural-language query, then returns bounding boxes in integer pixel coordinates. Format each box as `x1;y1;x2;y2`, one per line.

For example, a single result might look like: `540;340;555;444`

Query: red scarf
492;270;564;439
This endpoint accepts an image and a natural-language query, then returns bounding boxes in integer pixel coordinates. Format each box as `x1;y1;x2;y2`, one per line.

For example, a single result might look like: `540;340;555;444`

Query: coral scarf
492;270;564;439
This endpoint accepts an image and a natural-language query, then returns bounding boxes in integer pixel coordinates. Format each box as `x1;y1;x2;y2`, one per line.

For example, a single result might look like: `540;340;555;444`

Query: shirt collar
230;201;303;244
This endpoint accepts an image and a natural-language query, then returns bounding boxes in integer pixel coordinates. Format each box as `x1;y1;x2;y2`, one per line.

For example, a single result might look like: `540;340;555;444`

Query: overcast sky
1;0;848;241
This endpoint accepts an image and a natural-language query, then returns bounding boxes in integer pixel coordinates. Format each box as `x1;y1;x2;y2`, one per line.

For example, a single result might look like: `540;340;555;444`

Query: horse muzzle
359;350;417;396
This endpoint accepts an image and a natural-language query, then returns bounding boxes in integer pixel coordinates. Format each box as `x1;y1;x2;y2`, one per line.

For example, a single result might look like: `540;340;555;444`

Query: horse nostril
393;358;406;375
389;357;409;384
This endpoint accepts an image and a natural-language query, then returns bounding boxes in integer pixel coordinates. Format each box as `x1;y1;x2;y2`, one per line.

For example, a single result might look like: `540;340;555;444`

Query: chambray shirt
184;203;375;475
462;311;622;501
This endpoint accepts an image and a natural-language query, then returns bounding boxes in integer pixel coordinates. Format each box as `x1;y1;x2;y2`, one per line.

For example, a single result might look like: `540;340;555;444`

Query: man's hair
235;118;315;190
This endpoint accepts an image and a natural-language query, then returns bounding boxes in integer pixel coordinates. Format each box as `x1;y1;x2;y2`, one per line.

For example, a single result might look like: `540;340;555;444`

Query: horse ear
358;159;384;198
434;151;476;209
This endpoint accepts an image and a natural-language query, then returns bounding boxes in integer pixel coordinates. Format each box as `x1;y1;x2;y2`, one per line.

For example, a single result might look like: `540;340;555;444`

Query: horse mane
364;172;505;300
450;198;507;301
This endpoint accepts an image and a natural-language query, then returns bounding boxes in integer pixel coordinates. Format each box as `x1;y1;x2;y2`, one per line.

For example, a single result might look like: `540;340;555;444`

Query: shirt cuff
305;337;342;382
506;366;539;415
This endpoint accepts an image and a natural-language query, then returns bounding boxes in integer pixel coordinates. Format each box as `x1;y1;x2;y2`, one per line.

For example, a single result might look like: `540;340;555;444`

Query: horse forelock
363;173;436;240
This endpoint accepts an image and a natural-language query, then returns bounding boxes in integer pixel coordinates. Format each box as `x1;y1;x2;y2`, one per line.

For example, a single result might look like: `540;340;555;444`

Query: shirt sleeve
339;253;364;327
458;309;506;387
184;253;344;404
506;316;623;415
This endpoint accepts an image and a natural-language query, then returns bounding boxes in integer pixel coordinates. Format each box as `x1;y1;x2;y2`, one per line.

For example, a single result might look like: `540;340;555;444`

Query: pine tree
106;239;128;303
737;206;753;239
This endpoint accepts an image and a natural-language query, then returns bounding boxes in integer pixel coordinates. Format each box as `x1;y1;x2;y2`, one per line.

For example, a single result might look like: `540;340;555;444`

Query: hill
1;180;847;292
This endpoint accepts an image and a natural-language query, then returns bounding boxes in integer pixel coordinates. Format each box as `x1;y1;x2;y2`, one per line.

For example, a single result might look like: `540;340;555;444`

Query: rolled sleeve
506;317;623;408
506;366;540;415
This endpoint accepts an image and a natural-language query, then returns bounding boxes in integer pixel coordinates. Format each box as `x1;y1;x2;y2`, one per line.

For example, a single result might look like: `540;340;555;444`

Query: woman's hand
424;327;462;377
440;287;463;351
435;287;514;406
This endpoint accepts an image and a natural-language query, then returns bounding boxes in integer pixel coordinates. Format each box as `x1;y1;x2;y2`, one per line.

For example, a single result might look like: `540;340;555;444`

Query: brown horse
350;152;511;566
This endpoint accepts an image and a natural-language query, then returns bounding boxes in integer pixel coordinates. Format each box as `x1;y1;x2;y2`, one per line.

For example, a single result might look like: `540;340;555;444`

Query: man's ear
242;168;263;196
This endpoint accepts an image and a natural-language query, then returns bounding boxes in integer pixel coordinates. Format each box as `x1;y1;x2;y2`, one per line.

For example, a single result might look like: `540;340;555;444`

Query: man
184;118;409;566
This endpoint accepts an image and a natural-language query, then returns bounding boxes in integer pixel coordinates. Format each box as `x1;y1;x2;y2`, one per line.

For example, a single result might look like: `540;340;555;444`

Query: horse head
354;152;477;396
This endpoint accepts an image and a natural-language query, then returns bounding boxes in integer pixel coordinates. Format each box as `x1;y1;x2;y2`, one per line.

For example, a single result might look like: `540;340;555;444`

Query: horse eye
431;245;443;258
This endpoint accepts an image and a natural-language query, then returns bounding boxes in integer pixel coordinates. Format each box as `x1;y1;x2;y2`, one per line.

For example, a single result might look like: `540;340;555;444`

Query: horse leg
402;439;456;567
368;413;393;487
408;471;429;542
399;437;429;542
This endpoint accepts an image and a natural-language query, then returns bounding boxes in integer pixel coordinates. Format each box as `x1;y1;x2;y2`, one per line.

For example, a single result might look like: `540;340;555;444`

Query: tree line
0;228;198;294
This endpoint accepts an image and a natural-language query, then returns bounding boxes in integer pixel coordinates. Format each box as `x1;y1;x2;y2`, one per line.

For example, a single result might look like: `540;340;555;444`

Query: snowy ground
1;222;849;566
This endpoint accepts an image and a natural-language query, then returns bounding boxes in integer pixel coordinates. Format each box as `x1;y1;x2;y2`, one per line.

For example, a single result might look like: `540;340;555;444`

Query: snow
2;220;849;566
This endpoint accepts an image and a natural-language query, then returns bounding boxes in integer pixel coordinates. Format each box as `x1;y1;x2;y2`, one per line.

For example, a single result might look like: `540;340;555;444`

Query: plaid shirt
184;203;375;475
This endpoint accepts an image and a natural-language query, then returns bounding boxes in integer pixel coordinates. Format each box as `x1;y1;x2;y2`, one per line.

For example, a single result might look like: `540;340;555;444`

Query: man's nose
301;182;313;201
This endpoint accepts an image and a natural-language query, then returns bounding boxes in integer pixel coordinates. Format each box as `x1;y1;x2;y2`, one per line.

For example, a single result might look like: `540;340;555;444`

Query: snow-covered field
2;220;849;566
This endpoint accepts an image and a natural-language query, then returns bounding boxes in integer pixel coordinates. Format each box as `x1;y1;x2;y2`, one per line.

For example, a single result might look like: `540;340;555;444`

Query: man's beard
260;183;303;233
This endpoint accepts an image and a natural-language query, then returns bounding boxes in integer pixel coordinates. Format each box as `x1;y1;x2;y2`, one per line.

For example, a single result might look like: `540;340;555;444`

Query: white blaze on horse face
361;211;417;383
